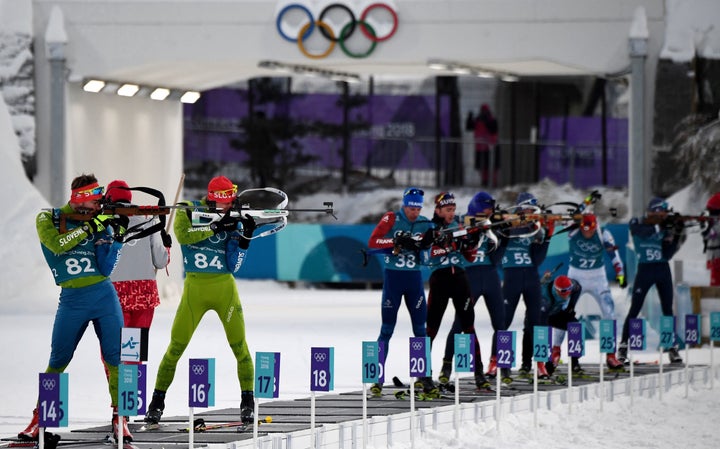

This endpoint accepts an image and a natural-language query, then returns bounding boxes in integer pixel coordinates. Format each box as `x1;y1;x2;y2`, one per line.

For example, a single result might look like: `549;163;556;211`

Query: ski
179;417;270;433
1;435;137;449
392;389;450;401
136;422;168;432
1;433;61;449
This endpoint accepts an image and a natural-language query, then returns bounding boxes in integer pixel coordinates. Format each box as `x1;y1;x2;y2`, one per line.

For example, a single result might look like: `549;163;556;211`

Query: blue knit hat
467;191;495;215
647;197;669;212
516;192;537;207
403;187;424;208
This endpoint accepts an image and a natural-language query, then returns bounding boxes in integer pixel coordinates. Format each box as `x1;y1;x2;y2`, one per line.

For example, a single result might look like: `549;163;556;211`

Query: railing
230;366;716;449
183;133;628;193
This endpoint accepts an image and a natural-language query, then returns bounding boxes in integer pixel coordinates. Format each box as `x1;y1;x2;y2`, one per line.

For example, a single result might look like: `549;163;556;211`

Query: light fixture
79;78;202;102
117;84;140;97
258;60;361;83
426;59;520;82
426;61;447;70
83;79;105;93
150;88;171;101
180;91;201;104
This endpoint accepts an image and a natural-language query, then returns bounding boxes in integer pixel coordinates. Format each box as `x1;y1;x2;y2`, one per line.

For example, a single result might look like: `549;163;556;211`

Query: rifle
643;211;713;225
466;211;586;239
189;188;336;239
642;211;715;232
57;186;171;240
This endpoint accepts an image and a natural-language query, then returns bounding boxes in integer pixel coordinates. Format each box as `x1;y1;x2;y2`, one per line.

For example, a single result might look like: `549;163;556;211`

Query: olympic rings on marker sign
275;2;399;59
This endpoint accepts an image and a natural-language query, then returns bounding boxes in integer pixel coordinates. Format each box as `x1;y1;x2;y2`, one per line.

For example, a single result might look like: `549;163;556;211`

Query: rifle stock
58;205;171;233
642;211;714;226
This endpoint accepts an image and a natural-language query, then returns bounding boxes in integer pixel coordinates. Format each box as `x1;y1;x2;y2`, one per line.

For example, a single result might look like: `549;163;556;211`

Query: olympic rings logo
192;364;206;375
42;378;57;390
411;341;423;350
499;335;510;344
314;352;327;362
276;2;399;59
576;241;601;253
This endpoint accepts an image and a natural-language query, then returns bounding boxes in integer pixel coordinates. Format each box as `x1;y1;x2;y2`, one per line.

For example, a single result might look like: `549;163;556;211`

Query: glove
82;214;114;234
583;190;601;207
459;233;480;251
394;234;419;251
673;219;685;234
112;215;130;232
613;262;626;288
239;214;257;239
209;214;238;234
419;229;436;249
238;214;256;250
160;229;172;248
617;274;627;288
662;213;680;230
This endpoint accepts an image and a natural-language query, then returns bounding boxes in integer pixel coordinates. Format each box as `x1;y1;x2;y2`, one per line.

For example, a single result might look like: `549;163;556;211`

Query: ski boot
617;343;629;365
369;383;383;398
550;345;561;367
18;408;39;441
415;376;440;398
144;390;166;425
571;358;585;375
475;367;491;390
240;391;255;425
517;363;532;379
485;355;497;379
536;362;550;380
500;367;513;385
438;358;452;385
112;406;134;442
667;346;683;364
606;353;624;371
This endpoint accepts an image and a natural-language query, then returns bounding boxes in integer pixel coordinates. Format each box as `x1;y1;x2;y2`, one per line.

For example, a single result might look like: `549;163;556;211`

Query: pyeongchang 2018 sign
275;1;399;59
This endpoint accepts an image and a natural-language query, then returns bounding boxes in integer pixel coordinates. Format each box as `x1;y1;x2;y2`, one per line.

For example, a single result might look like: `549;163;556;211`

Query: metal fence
183;133;629;192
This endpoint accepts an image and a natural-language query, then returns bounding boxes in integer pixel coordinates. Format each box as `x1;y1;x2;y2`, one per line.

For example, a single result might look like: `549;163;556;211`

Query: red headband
70;182;104;204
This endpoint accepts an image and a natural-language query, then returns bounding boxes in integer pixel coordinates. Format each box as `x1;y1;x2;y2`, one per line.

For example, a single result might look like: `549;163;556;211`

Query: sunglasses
211;185;238;199
404;188;424;196
73;186;104;198
555;285;573;296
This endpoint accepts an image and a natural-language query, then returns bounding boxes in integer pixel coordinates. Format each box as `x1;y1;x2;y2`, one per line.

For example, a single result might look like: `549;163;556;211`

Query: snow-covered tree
673;112;720;193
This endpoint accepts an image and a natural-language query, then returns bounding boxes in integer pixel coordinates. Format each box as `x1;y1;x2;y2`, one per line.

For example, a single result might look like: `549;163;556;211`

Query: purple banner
188;359;215;408
567;322;585;357
496;331;516;369
184;89;449;171
138;364;147;415
685;314;700;345
310;347;333;392
538;116;628;188
629;318;646;351
38;373;68;427
409;337;431;377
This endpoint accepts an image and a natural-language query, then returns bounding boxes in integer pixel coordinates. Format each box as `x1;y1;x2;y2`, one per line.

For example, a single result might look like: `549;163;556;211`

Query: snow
2;1;720;447
661;0;720;61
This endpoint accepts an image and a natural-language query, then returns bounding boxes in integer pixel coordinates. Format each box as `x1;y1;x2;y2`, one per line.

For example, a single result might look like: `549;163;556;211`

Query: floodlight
83;80;105;93
180;91;201;104
150;88;171;101
117;84;140;97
